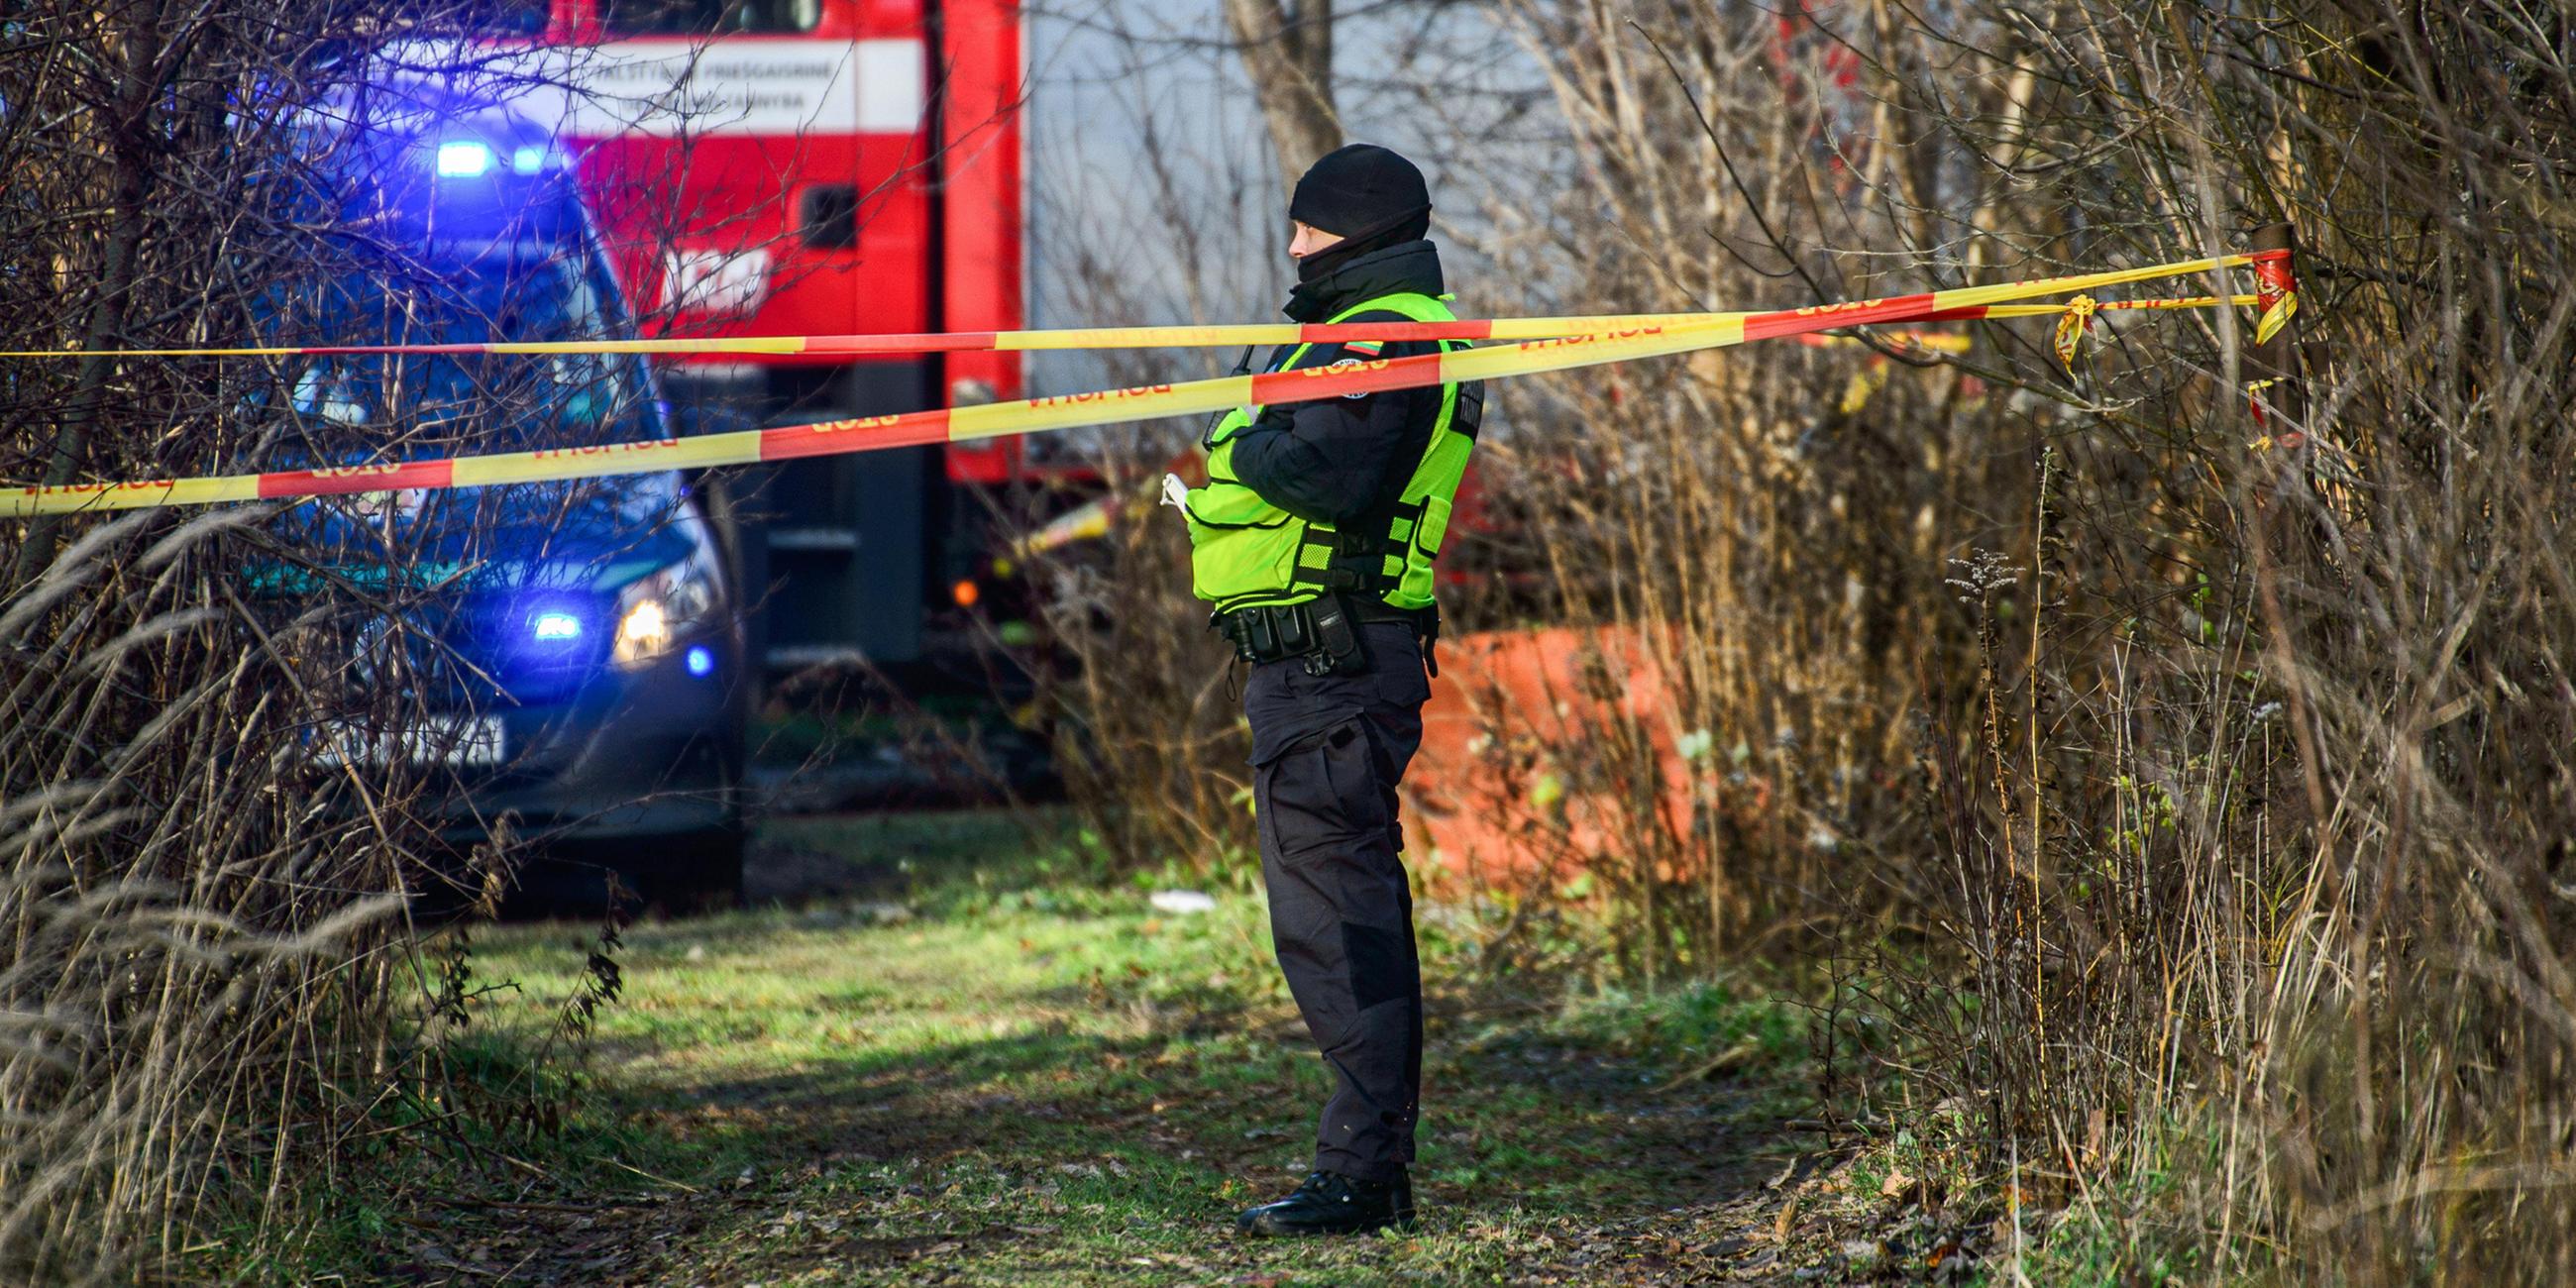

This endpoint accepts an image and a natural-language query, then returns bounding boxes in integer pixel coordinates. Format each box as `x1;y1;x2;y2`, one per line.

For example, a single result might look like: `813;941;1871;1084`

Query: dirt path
418;814;1963;1286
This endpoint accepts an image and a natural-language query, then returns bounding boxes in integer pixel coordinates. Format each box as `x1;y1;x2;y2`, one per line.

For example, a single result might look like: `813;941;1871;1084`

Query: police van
266;99;749;911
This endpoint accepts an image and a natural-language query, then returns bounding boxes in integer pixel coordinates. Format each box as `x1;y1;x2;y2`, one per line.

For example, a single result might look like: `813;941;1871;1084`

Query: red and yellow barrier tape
0;297;2258;362
2;253;2283;517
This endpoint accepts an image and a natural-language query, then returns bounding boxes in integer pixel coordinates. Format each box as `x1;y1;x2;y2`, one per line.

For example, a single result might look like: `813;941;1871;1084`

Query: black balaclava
1288;144;1433;283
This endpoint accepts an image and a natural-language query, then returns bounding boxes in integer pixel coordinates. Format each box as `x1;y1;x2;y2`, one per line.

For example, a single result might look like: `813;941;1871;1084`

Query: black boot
1234;1168;1416;1236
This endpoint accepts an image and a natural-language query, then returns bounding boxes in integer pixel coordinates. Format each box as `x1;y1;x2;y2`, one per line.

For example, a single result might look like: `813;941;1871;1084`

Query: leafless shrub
1418;0;1969;979
1015;369;1254;874
1024;436;1256;876
1006;44;1293;877
1878;4;2571;1279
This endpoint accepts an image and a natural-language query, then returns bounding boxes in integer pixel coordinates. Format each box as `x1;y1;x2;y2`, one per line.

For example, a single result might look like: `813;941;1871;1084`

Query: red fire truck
435;0;1030;675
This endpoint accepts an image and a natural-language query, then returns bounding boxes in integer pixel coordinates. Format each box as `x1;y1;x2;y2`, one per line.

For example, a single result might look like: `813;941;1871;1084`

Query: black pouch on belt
1301;597;1363;677
1275;603;1314;656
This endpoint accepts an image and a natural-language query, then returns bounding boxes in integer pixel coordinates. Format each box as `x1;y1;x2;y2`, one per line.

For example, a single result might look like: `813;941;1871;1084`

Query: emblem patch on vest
1324;357;1369;398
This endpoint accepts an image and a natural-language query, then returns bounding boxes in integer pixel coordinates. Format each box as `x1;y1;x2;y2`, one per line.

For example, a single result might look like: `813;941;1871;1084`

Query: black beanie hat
1289;144;1431;240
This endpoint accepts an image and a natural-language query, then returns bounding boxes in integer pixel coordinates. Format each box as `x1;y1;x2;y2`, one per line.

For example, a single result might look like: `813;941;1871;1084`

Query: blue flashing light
435;141;493;178
531;610;584;642
509;145;547;175
684;645;715;678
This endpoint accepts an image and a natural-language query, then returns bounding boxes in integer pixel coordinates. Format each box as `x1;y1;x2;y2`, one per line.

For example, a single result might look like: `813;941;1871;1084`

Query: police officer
1176;143;1482;1237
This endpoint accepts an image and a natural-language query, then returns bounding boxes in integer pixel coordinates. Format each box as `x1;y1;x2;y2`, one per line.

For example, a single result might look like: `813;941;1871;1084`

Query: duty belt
1214;595;1441;678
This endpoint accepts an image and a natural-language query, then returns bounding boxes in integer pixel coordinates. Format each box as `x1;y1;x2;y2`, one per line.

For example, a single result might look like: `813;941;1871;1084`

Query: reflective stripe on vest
1186;291;1475;615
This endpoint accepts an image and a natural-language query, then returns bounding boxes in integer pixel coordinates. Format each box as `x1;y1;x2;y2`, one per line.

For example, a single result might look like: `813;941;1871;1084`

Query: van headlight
612;550;719;671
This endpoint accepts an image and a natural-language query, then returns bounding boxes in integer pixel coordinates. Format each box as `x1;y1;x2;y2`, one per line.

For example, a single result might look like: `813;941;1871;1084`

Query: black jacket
1231;240;1449;529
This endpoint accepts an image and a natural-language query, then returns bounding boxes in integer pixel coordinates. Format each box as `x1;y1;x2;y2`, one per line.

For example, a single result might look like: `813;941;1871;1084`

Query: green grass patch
332;809;1817;1284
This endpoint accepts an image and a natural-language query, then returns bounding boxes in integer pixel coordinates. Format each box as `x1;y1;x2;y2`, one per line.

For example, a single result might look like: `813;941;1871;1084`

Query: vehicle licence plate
311;714;505;768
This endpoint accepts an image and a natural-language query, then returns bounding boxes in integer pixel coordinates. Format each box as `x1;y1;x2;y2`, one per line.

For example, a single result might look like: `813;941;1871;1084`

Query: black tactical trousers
1243;621;1431;1183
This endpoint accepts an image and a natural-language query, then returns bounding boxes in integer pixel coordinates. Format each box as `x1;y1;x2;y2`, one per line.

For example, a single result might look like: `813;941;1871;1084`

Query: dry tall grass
1885;4;2573;1278
0;6;636;1278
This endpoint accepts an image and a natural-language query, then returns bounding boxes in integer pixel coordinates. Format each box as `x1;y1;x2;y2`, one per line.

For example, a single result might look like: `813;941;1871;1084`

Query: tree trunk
1223;0;1342;185
7;15;164;591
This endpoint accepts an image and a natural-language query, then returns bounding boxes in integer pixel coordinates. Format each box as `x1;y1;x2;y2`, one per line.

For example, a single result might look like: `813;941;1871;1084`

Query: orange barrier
1404;625;1697;892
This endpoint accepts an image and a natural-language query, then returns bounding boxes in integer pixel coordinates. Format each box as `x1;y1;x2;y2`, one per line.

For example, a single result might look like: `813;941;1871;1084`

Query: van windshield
280;241;646;456
260;237;689;577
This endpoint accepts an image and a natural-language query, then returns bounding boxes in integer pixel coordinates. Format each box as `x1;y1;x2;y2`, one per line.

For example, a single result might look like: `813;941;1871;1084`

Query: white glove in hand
1159;472;1193;521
